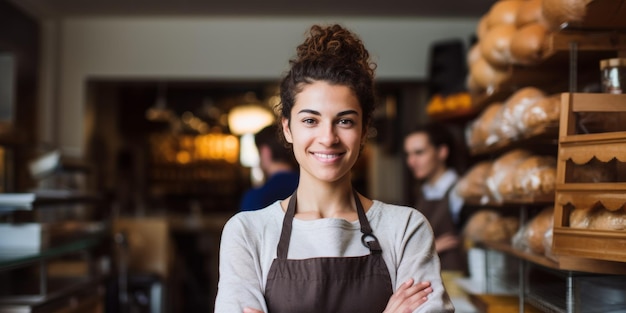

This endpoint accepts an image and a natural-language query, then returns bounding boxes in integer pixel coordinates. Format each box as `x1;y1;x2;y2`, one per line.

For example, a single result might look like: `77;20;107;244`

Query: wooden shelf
429;107;481;123
556;183;626;211
464;193;555;207
478;240;626;275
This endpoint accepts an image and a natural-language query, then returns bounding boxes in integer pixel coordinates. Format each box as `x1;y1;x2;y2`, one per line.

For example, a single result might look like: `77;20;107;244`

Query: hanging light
146;82;175;122
227;93;275;135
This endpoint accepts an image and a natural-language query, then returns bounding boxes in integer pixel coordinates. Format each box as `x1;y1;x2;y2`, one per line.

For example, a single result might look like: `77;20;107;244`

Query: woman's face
282;81;365;184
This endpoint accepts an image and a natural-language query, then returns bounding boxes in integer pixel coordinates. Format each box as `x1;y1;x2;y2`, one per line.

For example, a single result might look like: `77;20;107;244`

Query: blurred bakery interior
1;0;626;312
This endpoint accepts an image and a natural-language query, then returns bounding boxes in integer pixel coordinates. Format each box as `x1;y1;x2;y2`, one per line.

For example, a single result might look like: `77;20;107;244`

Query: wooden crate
554;93;626;263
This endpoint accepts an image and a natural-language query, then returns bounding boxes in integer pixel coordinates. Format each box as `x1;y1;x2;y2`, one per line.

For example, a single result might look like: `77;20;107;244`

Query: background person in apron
215;24;454;313
403;123;468;299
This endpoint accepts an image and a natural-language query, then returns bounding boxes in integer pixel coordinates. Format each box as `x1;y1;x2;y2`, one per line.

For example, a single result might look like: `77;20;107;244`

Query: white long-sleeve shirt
214;200;454;313
421;169;464;225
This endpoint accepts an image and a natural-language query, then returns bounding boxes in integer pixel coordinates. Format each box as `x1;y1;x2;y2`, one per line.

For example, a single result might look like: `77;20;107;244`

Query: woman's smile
282;80;364;183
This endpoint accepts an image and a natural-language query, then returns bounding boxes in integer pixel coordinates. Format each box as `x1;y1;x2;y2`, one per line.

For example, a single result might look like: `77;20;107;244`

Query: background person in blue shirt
240;124;299;211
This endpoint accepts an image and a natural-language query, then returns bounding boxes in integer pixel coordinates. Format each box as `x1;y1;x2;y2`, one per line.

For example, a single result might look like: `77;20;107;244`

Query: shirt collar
421;169;458;199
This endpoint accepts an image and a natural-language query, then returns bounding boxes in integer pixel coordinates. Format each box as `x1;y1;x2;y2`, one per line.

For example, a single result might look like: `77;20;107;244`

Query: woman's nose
319;123;339;145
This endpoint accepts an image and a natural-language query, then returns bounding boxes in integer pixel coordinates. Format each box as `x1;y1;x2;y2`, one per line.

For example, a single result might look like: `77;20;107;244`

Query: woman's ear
282;118;293;143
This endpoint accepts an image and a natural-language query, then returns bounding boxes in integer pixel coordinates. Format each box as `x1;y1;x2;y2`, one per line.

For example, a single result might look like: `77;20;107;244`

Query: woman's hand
383;279;432;313
243;307;264;313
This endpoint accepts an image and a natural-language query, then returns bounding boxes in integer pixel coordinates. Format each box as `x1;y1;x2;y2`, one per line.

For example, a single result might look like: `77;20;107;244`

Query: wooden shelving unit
553;93;626;263
455;5;626;310
479;240;626;275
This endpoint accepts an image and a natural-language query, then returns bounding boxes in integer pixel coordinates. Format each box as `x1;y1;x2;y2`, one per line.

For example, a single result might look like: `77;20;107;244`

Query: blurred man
404;123;466;273
240;125;298;211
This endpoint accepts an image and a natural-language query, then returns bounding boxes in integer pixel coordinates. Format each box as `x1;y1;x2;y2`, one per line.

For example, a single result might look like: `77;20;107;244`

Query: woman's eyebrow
297;109;320;115
337;110;359;117
296;109;359;116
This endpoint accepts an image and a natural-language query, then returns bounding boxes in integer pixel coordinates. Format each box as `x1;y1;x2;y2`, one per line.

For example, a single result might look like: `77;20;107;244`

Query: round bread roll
569;207;593;228
480;24;517;67
516;0;545;27
510;22;550;65
487;0;525;28
457;161;493;200
466;74;482;93
512;155;557;196
521;94;561;130
589;208;626;231
464;210;519;242
467;44;482;68
487;149;532;201
477;15;490;40
470;57;510;93
541;0;591;31
499;87;546;136
526;207;554;254
467;102;504;148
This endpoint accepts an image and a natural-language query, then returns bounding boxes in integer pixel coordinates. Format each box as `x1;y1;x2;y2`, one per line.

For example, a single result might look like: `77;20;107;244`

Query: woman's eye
302;118;316;125
338;119;354;126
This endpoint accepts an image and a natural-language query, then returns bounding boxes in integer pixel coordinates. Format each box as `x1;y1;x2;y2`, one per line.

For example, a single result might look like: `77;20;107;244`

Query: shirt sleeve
396;210;455;313
214;215;268;313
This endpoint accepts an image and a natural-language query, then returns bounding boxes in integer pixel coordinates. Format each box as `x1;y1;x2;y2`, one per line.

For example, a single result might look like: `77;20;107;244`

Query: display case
553;92;626;262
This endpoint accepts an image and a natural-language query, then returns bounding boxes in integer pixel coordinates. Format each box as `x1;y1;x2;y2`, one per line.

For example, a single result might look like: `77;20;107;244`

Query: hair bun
294;24;375;79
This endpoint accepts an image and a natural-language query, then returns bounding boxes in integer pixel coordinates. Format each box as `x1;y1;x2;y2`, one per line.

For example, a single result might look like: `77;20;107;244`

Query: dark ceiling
11;0;494;18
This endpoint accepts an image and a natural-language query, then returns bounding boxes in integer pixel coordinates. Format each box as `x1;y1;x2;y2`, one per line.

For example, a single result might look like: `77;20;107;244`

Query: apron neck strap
277;189;381;259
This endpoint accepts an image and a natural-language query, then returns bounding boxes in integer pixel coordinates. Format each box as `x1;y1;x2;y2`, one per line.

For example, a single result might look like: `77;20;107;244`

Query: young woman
214;24;454;313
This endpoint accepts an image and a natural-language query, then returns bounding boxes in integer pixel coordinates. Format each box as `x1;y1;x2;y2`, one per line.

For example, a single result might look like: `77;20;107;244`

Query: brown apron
264;190;393;313
416;185;467;273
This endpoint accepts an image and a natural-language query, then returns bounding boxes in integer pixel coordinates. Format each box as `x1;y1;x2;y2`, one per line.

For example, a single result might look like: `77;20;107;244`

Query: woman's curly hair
277;24;377;137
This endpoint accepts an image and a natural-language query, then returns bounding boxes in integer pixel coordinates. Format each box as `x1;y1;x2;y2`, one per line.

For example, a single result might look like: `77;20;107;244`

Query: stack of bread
484;149;557;203
512;206;555;255
464;210;520;243
570;206;626;231
466;87;560;149
456;149;556;204
456;161;494;204
467;0;592;94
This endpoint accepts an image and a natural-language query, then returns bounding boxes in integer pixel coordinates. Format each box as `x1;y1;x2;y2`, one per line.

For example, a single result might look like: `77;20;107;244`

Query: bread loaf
589;208;626;231
512;155;557;197
469;57;510;93
477;15;490;40
569;207;593;228
467;44;481;68
464;210;520;242
515;0;545;27
480;24;517;67
487;149;532;202
514;206;554;255
510;22;549;65
467;102;504;148
521;94;561;130
457;161;493;202
495;87;546;139
487;0;525;28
